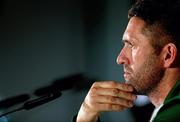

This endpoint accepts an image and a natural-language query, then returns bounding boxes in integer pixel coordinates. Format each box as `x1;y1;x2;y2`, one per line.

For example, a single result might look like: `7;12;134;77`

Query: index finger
92;81;134;92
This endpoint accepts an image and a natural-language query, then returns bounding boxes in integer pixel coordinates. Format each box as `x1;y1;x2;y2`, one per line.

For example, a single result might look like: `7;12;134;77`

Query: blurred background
0;0;154;121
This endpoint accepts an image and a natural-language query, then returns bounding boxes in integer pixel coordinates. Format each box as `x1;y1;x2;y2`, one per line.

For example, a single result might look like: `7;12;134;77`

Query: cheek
131;48;141;69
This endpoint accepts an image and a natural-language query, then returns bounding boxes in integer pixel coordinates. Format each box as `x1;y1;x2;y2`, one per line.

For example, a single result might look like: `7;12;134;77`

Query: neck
148;68;180;108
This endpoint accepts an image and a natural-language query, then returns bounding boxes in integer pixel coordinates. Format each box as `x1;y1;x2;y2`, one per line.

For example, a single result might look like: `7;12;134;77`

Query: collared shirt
152;80;180;122
150;104;163;122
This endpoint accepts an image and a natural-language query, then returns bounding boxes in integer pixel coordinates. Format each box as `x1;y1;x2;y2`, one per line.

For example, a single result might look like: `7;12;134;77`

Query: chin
125;80;143;95
124;78;133;84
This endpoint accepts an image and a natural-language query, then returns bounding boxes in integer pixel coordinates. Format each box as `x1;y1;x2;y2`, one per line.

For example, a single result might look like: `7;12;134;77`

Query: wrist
76;102;100;122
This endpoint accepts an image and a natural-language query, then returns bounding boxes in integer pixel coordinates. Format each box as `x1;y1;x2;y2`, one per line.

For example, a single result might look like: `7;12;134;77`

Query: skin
117;17;164;95
76;17;180;122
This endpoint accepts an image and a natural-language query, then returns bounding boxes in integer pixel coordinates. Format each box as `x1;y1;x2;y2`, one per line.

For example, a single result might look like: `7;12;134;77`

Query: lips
124;72;130;75
123;71;131;79
123;66;132;79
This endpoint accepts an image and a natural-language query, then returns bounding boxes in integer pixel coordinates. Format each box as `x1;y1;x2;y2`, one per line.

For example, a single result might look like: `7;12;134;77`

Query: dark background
0;0;153;121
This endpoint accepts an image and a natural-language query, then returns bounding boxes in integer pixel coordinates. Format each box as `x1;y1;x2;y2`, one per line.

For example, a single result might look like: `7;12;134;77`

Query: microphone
34;73;85;96
0;94;30;109
0;91;62;118
23;91;61;110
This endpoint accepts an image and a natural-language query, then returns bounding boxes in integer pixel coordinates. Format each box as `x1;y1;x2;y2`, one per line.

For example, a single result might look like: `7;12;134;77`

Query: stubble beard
125;54;165;95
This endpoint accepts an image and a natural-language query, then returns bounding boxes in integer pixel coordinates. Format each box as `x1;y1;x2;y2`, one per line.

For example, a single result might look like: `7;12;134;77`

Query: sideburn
141;22;172;55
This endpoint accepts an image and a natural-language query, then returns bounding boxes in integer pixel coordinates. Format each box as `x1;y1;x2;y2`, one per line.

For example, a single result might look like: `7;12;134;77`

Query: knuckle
124;100;133;107
92;81;99;87
91;87;98;93
89;87;98;96
112;89;119;95
118;90;123;95
106;104;113;110
109;97;116;102
89;91;95;98
125;93;136;100
121;83;130;90
121;84;126;90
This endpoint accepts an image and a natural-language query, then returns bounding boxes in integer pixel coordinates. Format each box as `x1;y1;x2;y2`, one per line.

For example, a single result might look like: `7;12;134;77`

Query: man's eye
125;42;133;48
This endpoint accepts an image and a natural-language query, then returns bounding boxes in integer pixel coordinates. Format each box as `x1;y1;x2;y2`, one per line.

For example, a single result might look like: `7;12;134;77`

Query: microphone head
34;73;85;96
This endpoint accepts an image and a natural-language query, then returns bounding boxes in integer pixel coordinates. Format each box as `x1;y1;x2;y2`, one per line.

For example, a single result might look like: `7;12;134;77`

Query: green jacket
153;80;180;122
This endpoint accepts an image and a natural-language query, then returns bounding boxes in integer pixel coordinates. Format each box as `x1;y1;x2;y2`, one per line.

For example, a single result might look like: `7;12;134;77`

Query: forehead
123;17;146;41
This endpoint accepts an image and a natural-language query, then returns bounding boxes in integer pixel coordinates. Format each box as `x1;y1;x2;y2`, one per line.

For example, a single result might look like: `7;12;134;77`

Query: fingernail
129;102;133;107
132;95;137;100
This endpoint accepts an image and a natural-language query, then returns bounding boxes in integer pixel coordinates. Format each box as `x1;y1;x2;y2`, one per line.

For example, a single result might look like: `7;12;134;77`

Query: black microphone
0;94;30;109
0;91;62;118
34;73;85;96
23;91;61;110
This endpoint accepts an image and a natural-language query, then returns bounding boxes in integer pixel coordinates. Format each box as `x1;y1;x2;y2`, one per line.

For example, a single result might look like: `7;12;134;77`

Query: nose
116;48;129;65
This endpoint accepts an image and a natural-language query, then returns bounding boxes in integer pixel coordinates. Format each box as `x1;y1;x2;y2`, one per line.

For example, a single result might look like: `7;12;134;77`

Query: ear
162;43;177;68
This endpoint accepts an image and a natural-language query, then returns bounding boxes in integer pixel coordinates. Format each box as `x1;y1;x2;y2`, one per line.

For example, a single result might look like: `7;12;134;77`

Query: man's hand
76;81;137;122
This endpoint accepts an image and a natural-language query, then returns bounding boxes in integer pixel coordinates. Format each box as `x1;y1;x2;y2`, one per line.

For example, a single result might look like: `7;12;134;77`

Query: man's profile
75;0;180;121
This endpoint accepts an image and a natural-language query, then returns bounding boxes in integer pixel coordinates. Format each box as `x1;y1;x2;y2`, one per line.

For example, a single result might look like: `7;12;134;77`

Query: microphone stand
0;91;62;118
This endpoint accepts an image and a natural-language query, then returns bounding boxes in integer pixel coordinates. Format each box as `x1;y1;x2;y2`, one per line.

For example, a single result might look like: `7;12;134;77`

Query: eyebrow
122;39;130;43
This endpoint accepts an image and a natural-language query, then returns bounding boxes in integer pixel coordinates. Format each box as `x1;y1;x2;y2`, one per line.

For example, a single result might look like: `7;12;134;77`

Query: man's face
117;17;164;95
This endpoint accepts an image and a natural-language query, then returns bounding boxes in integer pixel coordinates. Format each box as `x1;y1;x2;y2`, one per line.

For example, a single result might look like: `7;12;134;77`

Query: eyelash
124;41;134;48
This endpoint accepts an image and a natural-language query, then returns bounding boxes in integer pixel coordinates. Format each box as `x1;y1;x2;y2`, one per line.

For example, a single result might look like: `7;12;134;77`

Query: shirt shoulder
153;97;180;122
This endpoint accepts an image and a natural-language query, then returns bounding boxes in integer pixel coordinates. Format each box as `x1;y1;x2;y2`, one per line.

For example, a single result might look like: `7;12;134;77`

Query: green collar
164;80;180;104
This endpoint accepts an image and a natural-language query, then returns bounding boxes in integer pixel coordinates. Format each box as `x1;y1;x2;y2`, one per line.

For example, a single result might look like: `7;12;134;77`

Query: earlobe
163;43;177;68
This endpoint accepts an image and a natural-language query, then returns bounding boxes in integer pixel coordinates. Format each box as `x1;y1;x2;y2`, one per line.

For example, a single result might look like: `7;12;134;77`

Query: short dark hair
128;0;180;53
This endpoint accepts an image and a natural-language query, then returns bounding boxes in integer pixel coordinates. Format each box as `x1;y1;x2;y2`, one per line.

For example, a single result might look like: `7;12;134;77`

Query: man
75;0;180;121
